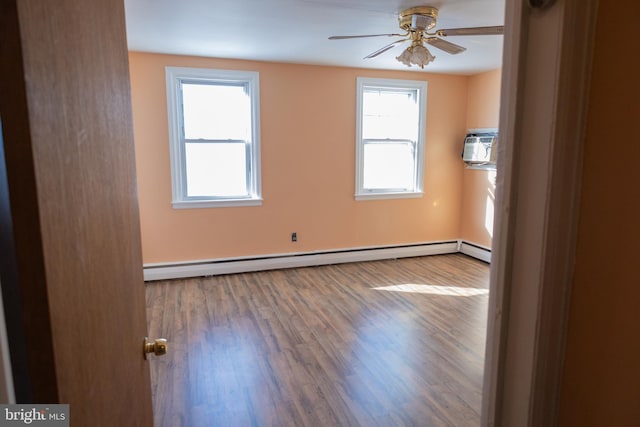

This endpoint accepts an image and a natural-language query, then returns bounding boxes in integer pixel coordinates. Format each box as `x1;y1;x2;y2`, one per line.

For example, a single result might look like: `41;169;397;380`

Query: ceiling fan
328;6;504;68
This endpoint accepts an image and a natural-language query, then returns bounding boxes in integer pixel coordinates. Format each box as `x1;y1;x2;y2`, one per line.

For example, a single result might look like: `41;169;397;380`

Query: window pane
363;142;415;190
362;115;419;140
362;90;419;141
185;143;247;197
182;83;250;140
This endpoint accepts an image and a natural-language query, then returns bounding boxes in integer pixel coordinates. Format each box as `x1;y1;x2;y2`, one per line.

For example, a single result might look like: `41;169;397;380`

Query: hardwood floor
145;254;490;427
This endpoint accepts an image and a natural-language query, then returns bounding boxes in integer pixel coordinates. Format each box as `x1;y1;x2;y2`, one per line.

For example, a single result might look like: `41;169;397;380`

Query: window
165;67;261;208
355;77;427;200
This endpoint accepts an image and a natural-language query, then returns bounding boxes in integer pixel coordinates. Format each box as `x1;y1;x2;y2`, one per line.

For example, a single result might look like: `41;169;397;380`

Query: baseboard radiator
143;240;491;281
458;241;492;263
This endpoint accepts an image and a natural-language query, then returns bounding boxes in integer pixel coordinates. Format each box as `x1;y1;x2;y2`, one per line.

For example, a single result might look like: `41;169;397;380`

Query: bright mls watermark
0;405;68;426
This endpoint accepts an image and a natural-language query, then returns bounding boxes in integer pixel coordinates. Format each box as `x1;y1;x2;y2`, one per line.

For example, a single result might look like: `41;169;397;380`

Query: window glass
363;142;415;190
356;77;427;200
362;90;419;141
165;67;261;208
184;142;247;197
182;83;250;141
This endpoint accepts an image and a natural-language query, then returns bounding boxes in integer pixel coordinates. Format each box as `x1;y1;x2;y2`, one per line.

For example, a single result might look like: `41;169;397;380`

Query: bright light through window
363;143;415;190
165;67;261;208
356;77;427;200
362;91;419;141
485;170;497;237
182;84;250;141
373;284;488;297
185;143;247;197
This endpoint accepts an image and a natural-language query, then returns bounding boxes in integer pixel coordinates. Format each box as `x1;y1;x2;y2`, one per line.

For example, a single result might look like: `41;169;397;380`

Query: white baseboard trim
143;241;461;281
459;240;492;263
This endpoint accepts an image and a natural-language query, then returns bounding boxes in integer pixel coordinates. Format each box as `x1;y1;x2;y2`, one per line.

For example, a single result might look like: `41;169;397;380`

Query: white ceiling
124;0;505;75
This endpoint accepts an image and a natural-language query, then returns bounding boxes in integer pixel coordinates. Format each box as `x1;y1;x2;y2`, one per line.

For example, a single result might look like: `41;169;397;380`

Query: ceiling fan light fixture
328;5;504;68
396;44;435;69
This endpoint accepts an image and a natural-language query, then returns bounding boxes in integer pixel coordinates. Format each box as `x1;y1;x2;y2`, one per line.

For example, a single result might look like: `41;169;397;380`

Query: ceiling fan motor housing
399;6;438;31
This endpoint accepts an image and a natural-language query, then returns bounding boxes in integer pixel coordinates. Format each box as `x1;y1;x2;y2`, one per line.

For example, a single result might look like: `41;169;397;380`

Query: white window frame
355;77;427;200
165;66;262;209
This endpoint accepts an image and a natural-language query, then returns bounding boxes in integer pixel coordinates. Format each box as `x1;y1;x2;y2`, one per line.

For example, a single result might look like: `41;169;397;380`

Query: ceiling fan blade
328;33;406;40
363;39;408;59
436;25;504;37
425;37;466;55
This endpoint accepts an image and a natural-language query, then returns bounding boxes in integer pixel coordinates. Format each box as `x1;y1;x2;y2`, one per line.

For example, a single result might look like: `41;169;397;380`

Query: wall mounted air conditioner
462;129;498;169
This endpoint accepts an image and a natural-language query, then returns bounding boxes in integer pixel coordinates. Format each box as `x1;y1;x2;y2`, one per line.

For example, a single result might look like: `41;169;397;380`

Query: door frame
482;0;598;425
0;1;153;423
0;0;599;423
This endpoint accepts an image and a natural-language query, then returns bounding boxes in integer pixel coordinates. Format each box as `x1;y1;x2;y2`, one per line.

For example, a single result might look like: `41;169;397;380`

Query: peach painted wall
558;0;640;424
460;69;501;248
129;52;469;263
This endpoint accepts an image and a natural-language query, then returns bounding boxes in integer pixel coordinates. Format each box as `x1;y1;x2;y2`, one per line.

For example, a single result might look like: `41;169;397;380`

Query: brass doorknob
144;337;168;359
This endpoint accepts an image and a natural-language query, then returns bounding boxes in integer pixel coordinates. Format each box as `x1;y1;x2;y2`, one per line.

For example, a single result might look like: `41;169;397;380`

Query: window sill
172;198;263;209
355;191;424;201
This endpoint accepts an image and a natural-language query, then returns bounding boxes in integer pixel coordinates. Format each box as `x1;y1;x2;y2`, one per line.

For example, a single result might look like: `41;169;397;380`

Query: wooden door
0;0;154;425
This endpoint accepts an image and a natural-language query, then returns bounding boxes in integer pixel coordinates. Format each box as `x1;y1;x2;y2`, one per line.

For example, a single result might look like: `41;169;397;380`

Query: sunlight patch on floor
373;284;488;296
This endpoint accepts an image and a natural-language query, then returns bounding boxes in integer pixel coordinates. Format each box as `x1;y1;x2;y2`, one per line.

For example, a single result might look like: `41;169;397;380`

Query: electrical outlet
291;232;297;242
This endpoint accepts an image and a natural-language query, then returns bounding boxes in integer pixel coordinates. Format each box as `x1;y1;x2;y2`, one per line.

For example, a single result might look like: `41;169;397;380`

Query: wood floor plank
146;254;489;426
